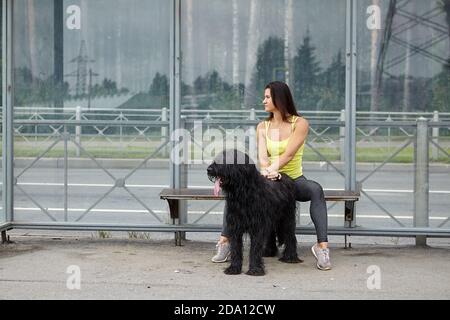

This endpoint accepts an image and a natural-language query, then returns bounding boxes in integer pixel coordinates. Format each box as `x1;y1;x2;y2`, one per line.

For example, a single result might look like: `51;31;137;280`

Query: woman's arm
256;121;270;170
267;117;309;173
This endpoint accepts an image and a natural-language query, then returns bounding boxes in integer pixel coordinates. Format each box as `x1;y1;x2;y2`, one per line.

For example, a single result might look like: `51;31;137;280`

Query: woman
212;81;331;271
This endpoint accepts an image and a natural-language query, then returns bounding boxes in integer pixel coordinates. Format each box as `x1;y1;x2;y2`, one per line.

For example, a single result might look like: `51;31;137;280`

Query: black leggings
221;175;328;243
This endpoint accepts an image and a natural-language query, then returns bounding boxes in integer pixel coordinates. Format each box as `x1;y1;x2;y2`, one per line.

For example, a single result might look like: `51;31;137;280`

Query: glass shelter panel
1;2;4;224
13;0;171;224
180;0;347;228
356;0;450;229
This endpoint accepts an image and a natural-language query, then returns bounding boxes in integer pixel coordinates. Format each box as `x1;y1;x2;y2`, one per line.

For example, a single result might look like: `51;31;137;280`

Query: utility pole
65;40;98;108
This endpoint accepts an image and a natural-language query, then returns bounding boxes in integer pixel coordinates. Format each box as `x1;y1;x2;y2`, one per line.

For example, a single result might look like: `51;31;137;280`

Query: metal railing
3;108;450;241
12;107;450;161
12;106;450;122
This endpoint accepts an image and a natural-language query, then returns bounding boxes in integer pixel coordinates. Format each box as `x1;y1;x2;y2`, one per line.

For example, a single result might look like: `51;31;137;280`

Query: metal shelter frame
1;0;450;244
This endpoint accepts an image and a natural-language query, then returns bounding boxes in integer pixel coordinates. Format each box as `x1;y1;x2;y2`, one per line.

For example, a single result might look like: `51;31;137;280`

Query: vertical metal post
339;109;345;162
3;0;14;224
34;112;38;142
431;110;439;160
170;0;187;244
344;0;357;192
414;118;429;246
169;0;176;241
169;0;181;190
386;115;393;152
75;106;81;157
119;112;123;144
63;125;68;221
1;0;6;225
178;118;188;228
161;107;168;156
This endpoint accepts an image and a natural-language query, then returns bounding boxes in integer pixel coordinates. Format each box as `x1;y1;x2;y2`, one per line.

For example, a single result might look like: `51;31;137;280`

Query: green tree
252;37;285;99
435;0;450;112
292;31;322;110
149;72;169;97
14;67;70;107
432;64;450;112
149;72;169;107
190;70;242;110
317;51;345;110
89;78;129;97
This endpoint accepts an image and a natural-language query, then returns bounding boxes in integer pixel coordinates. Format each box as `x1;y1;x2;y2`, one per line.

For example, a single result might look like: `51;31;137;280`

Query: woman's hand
261;168;281;181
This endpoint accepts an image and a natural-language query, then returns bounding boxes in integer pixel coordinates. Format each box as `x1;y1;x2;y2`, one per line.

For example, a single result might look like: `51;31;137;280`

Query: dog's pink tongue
214;179;221;196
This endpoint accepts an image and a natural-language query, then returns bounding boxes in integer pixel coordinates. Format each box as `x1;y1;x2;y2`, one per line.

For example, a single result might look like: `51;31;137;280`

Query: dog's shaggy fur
207;149;302;276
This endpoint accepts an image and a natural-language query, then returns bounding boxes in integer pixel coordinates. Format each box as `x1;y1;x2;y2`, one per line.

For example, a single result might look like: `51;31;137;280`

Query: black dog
207;149;302;276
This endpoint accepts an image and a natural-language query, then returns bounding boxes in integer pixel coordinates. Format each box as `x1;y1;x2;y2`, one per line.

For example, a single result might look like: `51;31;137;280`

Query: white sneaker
311;244;332;271
211;242;231;263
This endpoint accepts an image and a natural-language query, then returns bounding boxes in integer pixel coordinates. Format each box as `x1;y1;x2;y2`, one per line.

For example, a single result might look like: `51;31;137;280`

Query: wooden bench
160;183;361;246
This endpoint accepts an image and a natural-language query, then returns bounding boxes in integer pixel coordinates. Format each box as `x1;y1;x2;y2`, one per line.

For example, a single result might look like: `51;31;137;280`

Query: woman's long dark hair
265;81;299;122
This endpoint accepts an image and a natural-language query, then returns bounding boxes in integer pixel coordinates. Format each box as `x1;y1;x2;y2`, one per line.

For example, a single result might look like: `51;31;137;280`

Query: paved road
1;235;450;300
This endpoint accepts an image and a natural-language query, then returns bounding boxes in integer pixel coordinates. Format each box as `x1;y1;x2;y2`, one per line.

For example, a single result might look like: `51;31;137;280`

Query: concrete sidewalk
1;232;449;300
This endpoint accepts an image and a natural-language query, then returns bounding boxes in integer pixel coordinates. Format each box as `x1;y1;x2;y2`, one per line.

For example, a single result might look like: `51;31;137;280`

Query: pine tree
318;50;345;110
292;31;322;109
252;37;285;98
149;72;169;97
149;72;169;107
323;51;345;92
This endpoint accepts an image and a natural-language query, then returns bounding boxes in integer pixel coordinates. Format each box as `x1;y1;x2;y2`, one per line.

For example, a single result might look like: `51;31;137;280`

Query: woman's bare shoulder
295;116;309;128
256;121;266;131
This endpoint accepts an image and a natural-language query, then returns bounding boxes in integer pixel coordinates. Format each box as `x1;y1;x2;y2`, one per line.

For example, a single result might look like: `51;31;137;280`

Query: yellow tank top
265;116;304;179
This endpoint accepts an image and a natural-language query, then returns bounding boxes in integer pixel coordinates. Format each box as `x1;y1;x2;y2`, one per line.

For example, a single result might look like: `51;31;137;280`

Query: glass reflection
181;0;346;111
12;0;170;223
13;0;170;112
357;0;450;112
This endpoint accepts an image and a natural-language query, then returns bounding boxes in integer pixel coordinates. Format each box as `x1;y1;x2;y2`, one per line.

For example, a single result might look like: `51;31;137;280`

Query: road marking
12;182;450;194
360;188;450;194
10;207;448;220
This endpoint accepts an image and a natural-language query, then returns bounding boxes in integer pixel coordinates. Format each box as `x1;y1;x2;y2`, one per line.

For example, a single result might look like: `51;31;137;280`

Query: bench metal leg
167;200;187;246
344;201;356;228
1;230;12;244
344;201;356;248
167;200;179;220
172;218;183;246
174;231;186;246
167;200;182;246
344;235;352;249
174;231;182;246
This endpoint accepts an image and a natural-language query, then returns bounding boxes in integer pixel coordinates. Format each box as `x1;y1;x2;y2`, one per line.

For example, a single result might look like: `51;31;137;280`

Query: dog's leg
279;222;303;263
224;233;243;275
279;234;303;263
263;230;278;257
246;232;265;276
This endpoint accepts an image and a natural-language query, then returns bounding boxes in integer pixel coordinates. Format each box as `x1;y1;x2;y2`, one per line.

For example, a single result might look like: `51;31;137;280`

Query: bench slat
160;184;362;244
160;188;360;201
